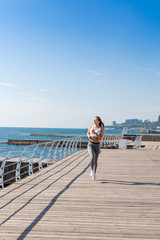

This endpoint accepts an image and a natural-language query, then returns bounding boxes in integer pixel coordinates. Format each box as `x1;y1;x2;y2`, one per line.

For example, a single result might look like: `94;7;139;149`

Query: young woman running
87;116;104;180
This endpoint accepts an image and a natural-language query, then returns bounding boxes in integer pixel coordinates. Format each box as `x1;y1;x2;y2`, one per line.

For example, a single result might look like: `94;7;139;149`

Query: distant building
125;119;142;124
158;115;160;122
144;119;151;123
112;121;116;126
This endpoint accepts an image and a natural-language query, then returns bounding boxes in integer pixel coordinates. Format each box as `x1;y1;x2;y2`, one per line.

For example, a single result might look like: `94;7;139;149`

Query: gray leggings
88;141;100;172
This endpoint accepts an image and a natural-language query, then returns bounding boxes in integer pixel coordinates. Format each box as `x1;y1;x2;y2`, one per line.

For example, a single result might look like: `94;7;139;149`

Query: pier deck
0;149;160;239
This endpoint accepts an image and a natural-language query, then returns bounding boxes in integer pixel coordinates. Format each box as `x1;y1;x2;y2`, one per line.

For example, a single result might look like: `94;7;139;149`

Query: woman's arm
87;126;92;140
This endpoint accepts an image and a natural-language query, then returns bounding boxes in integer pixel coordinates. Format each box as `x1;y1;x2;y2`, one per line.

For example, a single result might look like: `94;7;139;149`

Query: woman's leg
87;142;95;170
93;144;100;173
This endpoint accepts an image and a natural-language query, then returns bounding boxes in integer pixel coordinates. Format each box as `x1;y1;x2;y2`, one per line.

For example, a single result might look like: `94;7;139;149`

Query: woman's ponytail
95;116;105;128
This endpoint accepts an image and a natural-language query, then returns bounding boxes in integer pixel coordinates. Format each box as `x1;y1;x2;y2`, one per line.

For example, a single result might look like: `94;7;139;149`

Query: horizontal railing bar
2;158;34;169
20;170;30;177
3;176;16;184
2;155;22;161
2;154;54;168
0;140;60;154
2;153;71;172
2;159;53;180
3;168;17;176
3;161;18;168
18;164;29;171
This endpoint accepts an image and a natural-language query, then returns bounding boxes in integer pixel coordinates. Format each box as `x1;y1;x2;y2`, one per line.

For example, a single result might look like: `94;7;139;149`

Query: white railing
101;134;121;148
0;137;81;189
126;135;142;149
133;136;142;149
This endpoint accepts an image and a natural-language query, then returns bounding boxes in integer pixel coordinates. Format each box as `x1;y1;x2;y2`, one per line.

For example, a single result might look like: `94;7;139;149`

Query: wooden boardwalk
0;149;160;239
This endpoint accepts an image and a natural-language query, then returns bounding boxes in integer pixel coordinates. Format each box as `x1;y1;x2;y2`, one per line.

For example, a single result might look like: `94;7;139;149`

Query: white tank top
90;126;101;137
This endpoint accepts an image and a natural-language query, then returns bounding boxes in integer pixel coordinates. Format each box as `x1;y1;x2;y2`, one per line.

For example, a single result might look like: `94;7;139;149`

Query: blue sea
0;127;140;153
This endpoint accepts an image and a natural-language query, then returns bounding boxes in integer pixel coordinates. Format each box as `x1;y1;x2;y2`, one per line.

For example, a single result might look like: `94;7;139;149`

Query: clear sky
0;0;160;128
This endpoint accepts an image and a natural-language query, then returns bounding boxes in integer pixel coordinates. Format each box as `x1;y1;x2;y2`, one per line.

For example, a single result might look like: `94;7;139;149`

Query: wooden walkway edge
0;149;160;239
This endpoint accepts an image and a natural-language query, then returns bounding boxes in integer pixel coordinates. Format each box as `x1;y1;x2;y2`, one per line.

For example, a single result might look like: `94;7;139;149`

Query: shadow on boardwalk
99;179;160;186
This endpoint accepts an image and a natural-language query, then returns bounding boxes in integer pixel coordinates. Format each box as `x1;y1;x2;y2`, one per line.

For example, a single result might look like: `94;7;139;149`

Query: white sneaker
92;173;96;180
90;170;94;177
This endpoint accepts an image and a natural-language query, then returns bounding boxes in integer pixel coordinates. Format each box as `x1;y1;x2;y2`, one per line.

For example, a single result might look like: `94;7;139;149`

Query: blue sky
0;0;160;128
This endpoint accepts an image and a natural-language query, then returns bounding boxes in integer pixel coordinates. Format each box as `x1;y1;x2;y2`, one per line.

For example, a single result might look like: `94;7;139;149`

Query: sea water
0;127;125;142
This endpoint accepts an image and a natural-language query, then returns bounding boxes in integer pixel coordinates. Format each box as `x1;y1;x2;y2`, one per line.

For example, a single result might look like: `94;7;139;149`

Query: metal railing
101;134;121;148
0;137;81;189
101;134;142;149
121;127;128;136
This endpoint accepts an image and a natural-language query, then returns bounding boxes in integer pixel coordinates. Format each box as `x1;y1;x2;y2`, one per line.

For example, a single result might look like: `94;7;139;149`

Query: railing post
75;137;80;151
63;139;70;159
54;140;61;160
0;158;6;189
0;150;11;188
71;138;77;153
59;139;67;159
47;141;55;166
28;145;37;176
28;159;33;175
16;160;21;182
68;139;74;155
39;143;48;170
16;147;28;182
79;137;81;149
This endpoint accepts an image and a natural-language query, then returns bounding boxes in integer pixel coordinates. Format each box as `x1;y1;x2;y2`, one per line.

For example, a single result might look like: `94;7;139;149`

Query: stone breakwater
30;134;88;138
7;139;88;148
123;134;160;141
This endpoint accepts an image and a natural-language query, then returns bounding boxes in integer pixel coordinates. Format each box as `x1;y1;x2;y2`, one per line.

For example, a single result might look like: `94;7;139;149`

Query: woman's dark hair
95;116;105;128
